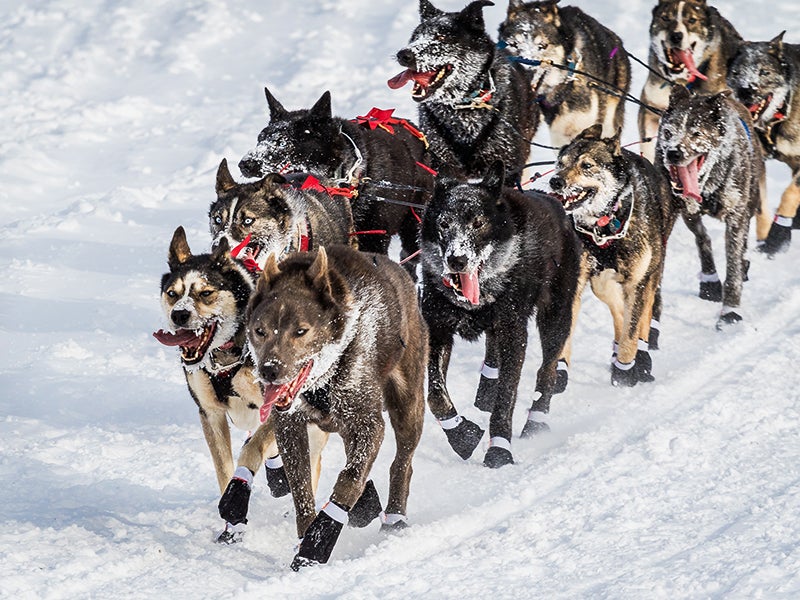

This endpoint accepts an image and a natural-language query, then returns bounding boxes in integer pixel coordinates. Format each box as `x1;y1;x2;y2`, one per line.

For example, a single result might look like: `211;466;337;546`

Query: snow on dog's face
210;159;299;269
499;0;568;89
246;248;349;417
389;0;496;105
421;161;514;306
728;33;791;125
657;86;730;204
238;89;345;180
649;0;712;82
154;227;253;368
551;124;624;224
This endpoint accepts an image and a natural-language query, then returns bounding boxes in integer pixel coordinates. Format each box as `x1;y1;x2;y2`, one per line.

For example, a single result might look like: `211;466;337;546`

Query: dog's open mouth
668;154;706;203
556;187;596;211
748;93;773;121
442;270;481;305
229;233;263;271
388;65;453;101
153;321;218;365
259;360;315;422
663;43;708;81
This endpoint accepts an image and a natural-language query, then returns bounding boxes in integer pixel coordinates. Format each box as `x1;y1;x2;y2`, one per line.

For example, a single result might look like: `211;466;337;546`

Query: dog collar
455;71;496;110
572;195;634;248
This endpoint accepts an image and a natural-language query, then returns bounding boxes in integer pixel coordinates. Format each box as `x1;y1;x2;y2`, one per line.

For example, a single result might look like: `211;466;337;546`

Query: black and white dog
499;0;631;148
420;161;580;468
657;86;766;329
728;31;800;254
390;0;538;181
238;89;433;270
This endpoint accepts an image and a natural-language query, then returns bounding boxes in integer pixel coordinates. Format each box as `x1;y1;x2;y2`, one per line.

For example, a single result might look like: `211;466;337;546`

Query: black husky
420;161;580;468
238;89;433;269
390;0;538;181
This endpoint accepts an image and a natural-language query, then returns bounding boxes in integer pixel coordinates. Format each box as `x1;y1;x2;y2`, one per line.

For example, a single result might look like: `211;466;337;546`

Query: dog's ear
508;0;524;9
168;226;192;269
306;247;337;307
264;87;289;121
310;91;332;120
668;84;692;107
419;0;443;20
769;31;786;58
482;160;505;200
216;159;237;195
211;237;232;266
254;252;281;296
577;124;603;141
608;128;623;156
457;1;493;32
262;173;288;186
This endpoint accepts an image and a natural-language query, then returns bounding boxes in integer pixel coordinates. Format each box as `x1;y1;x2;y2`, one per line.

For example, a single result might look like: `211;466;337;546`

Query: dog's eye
253;327;265;337
660;14;670;22
439;221;450;230
199;290;214;297
213;215;222;224
581;161;593;170
472;217;485;229
691;131;701;138
538;42;549;51
295;328;308;337
687;17;696;24
662;130;673;141
243;217;254;226
166;290;177;298
759;69;769;77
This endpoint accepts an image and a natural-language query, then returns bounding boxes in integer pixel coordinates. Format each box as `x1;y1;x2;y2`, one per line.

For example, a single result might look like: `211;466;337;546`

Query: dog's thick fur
210;158;356;271
420;161;580;468
638;0;743;162
550;125;678;385
728;32;800;254
246;245;427;569
155;227;328;542
657;86;766;328
390;0;538;180
498;0;631;148
238;89;432;266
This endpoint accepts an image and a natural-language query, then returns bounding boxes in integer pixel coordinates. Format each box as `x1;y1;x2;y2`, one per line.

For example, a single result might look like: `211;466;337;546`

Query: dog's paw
265;463;291;498
349;480;382;528
553;359;569;394
611;361;638;387
520;415;551;439
483;444;514;469
634;349;655;383
215;522;245;545
291;507;345;570
699;279;722;302
380;514;409;532
758;221;792;256
716;310;743;330
218;468;252;526
474;373;498;412
441;416;485;460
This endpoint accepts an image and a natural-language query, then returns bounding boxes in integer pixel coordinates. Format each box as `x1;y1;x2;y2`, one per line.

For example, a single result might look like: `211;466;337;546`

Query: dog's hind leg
554;258;590;394
682;211;721;302
763;170;800;255
426;323;485;461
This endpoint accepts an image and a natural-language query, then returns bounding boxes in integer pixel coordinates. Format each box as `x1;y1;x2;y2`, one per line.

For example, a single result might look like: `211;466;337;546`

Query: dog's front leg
197;406;234;495
682;210;721;302
718;213;749;328
427;324;484;460
292;412;384;570
474;328;500;412
273;410;316;539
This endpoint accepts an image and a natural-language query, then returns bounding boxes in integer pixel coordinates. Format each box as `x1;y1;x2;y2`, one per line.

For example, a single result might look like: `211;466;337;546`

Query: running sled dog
390;0;538;181
550;125;678;386
419;161;580;468
657;86;766;329
498;0;631;148
246;245;427;569
728;32;800;255
154;227;326;543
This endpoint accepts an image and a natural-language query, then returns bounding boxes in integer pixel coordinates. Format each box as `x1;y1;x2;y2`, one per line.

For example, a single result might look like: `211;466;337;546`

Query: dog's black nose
549;175;565;191
396;48;416;69
260;363;280;384
171;309;191;327
736;87;755;104
666;149;683;164
669;31;683;45
447;254;469;272
238;157;262;179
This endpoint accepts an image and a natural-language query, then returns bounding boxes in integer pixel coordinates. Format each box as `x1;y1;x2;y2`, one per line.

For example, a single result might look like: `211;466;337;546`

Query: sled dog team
154;0;800;569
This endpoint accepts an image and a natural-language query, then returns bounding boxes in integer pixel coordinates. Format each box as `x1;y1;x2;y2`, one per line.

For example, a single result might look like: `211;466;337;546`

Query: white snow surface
2;1;800;598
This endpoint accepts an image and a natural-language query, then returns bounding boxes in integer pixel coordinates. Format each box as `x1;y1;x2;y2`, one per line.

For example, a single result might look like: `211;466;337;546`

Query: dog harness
572;194;635;249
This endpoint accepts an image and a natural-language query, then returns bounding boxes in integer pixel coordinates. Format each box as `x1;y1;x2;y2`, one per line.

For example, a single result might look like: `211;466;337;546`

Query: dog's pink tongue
153;329;200;347
460;271;481;305
260;383;288;423
388;69;413;89
673;48;708;81
676;159;702;203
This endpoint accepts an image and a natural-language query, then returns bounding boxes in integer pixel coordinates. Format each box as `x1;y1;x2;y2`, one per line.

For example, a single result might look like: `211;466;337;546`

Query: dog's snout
736;87;755;104
171;309;191;327
549;175;565;191
666;148;683;164
447;254;469;273
260;362;280;384
238;157;262;179
669;31;683;45
396;48;416;69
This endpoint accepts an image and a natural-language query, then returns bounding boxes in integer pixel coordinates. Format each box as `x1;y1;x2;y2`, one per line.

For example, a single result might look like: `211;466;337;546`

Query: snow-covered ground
2;0;799;597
